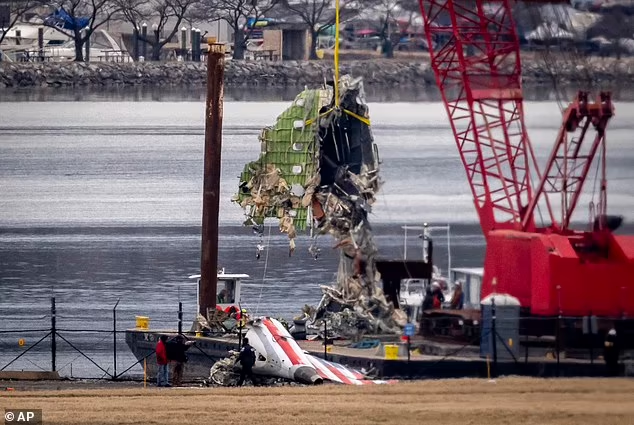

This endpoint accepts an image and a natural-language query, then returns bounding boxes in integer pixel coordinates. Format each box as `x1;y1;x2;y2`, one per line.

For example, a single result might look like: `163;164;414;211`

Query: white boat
1;23;68;61
398;224;461;322
1;23;130;62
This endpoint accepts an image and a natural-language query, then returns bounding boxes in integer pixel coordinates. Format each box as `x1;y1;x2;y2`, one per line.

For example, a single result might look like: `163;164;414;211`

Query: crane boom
419;0;546;233
522;91;613;231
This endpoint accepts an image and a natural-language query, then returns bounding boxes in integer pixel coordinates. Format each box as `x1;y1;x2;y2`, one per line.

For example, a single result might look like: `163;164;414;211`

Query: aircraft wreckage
233;76;407;338
205;317;396;386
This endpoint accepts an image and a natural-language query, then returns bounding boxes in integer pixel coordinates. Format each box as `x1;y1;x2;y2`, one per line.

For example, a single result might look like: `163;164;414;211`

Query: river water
0;86;633;377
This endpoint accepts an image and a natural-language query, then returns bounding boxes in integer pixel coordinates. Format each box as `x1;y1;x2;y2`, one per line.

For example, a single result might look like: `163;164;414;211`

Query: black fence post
407;335;411;379
238;303;243;351
555;285;561;376
178;302;183;335
524;322;529;365
51;297;56;372
407;336;411;363
113;299;120;380
491;297;497;378
555;312;561;376
324;320;328;361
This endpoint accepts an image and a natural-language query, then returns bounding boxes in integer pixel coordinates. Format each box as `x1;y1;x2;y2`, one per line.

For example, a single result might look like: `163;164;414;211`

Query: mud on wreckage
233;75;407;339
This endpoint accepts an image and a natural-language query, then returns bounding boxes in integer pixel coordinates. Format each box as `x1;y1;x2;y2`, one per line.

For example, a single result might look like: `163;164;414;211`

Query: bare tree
373;0;419;58
281;0;354;60
192;0;278;60
42;0;121;62
0;0;41;45
118;0;198;61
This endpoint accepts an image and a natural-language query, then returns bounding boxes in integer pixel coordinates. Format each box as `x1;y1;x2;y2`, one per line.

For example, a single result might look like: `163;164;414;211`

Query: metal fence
0;298;155;380
416;311;634;379
1;298;632;380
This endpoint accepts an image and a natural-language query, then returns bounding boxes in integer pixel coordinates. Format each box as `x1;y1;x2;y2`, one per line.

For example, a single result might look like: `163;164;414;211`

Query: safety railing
0;297;156;380
1;298;631;381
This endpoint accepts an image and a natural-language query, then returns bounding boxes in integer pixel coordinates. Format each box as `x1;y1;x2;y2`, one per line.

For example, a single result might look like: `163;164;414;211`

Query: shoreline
2;56;634;89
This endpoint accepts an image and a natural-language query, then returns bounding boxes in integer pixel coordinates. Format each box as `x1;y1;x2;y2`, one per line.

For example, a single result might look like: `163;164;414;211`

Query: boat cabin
188;270;250;312
450;267;484;309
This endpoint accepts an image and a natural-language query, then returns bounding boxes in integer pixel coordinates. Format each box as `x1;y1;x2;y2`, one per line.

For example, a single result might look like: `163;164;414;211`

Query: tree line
1;0;423;61
2;0;632;62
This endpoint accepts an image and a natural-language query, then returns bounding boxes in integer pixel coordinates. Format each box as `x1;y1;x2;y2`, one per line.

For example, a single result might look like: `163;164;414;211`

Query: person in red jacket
156;335;170;387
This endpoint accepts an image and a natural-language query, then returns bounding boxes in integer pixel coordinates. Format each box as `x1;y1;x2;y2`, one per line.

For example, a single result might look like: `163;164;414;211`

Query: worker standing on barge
604;328;620;376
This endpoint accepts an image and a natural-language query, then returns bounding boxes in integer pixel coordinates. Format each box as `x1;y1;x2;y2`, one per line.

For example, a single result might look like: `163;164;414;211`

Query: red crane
417;0;634;320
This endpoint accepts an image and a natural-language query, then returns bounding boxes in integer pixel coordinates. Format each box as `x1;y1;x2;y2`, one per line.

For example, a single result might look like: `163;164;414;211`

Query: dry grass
2;378;634;425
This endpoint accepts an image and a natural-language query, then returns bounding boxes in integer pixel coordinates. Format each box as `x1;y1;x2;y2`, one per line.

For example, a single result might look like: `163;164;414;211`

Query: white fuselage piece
245;317;398;385
247;317;323;385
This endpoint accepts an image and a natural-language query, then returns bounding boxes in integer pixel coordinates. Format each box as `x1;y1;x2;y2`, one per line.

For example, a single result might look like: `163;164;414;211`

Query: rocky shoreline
1;57;633;89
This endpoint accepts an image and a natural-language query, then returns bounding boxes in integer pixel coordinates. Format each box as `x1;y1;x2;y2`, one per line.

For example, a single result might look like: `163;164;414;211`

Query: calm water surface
1;87;633;377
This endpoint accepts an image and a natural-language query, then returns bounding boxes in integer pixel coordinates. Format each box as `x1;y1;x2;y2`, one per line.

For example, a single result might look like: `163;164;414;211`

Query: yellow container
135;316;150;330
384;344;399;360
326;346;333;353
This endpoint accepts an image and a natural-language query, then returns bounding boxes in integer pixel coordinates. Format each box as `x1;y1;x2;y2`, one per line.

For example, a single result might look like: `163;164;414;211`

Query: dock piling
141;23;147;61
38;28;44;62
199;42;225;318
133;27;139;62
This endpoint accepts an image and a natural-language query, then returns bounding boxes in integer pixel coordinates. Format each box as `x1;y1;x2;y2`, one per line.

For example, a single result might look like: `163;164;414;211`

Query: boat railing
402;223;452;276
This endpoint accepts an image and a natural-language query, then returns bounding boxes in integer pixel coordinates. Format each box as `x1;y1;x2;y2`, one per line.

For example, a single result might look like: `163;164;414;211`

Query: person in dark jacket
237;337;257;386
156;335;169;387
422;286;434;311
166;335;194;386
603;328;620;376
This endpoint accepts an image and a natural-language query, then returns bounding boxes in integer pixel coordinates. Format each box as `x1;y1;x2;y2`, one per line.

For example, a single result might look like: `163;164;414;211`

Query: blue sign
404;323;416;337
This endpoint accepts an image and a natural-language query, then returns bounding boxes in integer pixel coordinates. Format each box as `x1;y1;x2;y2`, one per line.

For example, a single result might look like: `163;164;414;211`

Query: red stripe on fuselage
324;362;353;385
262;318;302;366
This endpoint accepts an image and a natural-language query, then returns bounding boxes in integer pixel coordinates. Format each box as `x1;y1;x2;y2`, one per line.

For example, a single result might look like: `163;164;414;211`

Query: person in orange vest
450;281;464;310
155;335;170;387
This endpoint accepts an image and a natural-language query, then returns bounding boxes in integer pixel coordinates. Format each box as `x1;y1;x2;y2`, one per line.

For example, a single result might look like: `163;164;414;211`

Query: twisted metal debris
234;76;406;336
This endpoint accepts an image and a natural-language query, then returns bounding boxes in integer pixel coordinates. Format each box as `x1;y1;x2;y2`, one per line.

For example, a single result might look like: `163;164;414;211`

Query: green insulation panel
236;88;330;230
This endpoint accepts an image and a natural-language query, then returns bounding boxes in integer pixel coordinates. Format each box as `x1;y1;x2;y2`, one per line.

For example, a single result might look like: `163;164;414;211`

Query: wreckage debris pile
234;75;406;336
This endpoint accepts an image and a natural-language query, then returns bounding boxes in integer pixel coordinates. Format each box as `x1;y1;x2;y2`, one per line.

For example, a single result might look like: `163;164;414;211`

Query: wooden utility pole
199;43;225;318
